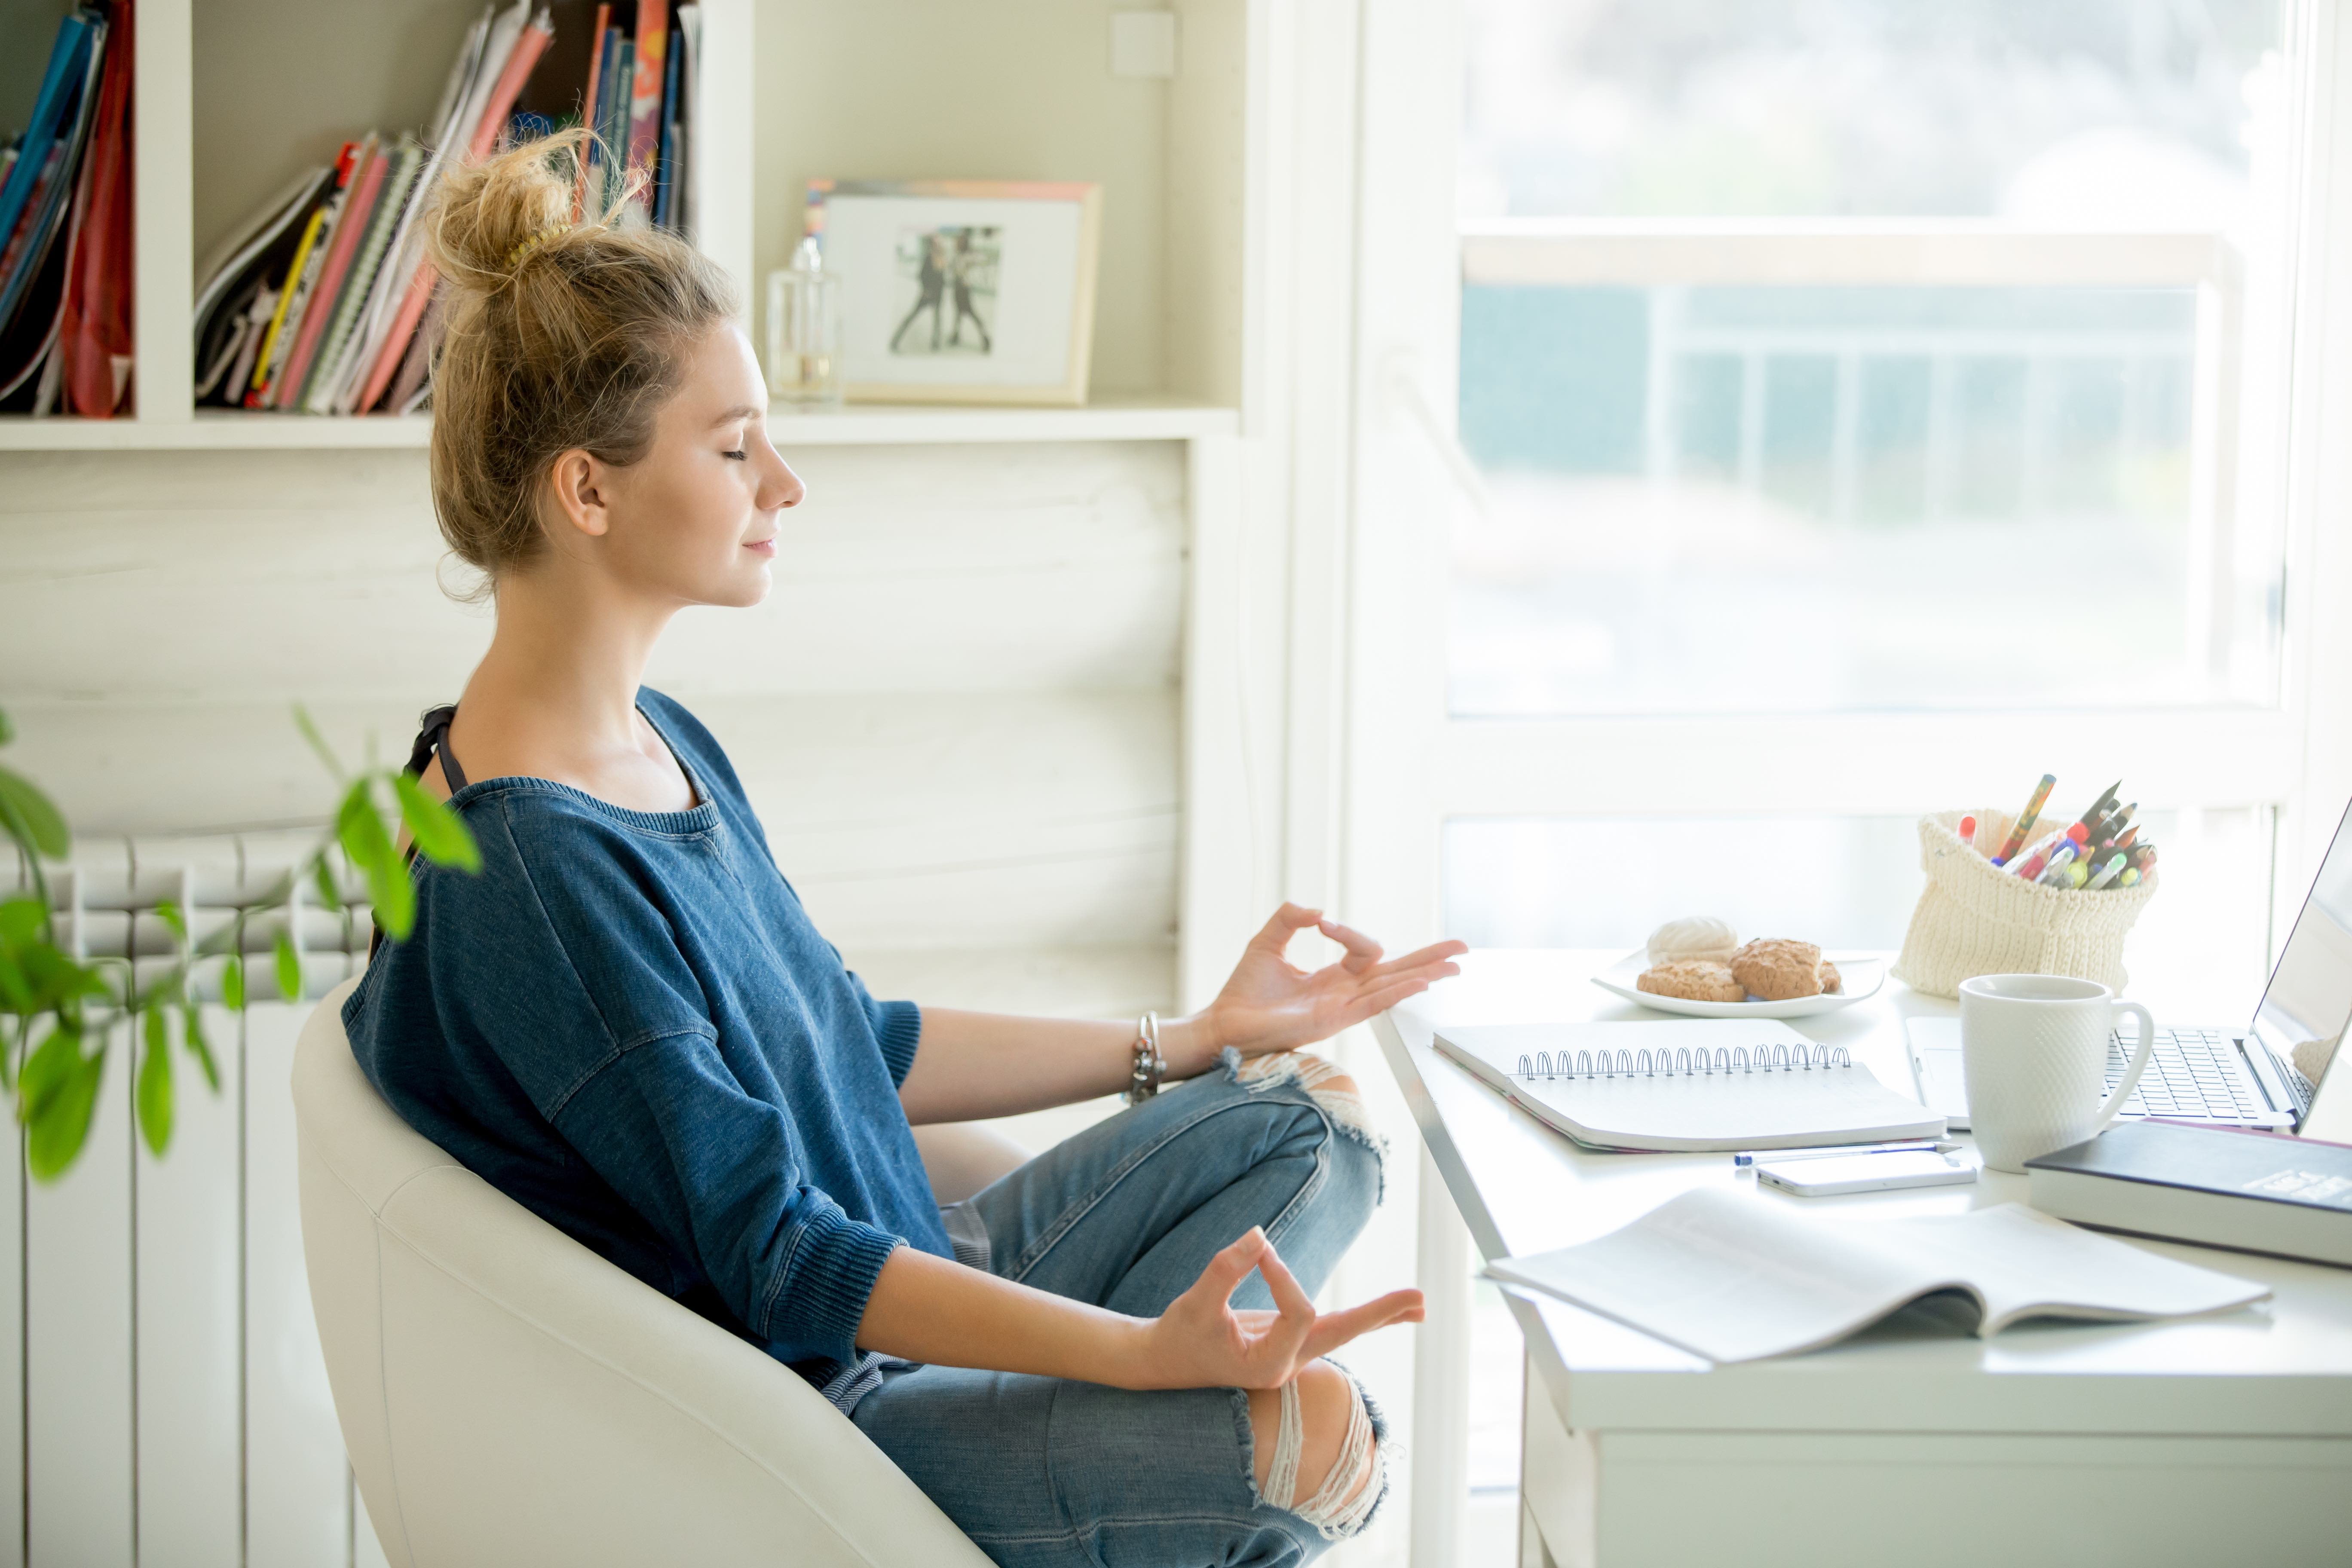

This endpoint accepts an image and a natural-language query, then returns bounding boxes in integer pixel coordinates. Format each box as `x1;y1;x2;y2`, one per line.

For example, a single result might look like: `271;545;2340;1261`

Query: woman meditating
343;131;1462;1568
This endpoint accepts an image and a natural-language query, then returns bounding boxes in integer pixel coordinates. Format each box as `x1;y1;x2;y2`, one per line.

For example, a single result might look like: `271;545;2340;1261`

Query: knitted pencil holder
1890;810;2159;999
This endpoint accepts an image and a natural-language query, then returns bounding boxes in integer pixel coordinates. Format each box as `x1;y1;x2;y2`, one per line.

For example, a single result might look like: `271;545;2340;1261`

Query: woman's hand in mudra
1135;1227;1424;1390
1196;903;1466;1062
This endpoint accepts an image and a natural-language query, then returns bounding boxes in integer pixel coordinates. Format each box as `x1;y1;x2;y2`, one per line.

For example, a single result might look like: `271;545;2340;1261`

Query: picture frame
803;178;1103;406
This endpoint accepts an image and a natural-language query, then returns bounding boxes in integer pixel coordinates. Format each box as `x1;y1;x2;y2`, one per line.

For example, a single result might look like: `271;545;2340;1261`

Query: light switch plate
1111;11;1178;79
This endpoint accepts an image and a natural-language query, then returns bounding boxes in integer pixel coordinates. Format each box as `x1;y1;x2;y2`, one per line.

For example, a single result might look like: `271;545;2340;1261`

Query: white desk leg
1409;1146;1470;1568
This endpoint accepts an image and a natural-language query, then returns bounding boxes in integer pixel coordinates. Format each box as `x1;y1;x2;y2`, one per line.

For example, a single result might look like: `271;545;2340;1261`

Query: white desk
1375;950;2352;1568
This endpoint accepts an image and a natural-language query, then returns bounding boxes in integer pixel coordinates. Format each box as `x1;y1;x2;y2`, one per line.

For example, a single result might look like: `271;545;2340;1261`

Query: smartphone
1754;1149;1978;1196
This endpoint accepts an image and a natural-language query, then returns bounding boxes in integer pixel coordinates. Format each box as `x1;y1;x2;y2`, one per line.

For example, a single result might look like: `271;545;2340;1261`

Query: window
1344;0;2341;1553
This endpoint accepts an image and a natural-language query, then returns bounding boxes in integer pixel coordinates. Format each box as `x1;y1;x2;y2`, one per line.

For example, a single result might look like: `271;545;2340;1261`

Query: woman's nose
760;446;806;511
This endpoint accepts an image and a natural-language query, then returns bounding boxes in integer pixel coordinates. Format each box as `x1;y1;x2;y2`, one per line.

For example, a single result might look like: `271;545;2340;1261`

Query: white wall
0;441;1185;1015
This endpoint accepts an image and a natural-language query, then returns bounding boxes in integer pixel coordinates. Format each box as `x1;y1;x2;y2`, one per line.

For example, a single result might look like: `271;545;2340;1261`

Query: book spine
624;1;667;216
245;205;328;406
309;145;423;413
250;141;359;406
0;15;93;266
597;38;633;211
278;141;386;409
573;3;610;217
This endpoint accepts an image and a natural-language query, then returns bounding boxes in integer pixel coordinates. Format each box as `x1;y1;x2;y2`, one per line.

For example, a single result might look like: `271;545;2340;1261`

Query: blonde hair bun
423;129;739;582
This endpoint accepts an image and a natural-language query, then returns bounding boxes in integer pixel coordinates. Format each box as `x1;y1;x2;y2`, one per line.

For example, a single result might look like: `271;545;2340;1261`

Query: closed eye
722;448;748;460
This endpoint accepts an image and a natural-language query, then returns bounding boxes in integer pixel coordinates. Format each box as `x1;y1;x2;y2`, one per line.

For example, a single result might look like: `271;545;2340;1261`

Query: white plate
1592;949;1886;1019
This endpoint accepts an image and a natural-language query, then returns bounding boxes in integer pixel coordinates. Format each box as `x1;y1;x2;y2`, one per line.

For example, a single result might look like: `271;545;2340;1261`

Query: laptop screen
2249;797;2352;1139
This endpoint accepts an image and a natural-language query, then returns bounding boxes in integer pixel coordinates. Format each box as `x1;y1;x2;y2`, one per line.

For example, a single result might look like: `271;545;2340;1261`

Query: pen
2083;853;2127;890
2070;781;2122;837
1732;1140;1959;1167
2035;843;2079;885
1957;814;1977;851
1994;775;2057;864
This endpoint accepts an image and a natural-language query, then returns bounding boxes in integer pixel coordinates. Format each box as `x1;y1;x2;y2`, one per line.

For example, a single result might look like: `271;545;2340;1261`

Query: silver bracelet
1125;1011;1165;1106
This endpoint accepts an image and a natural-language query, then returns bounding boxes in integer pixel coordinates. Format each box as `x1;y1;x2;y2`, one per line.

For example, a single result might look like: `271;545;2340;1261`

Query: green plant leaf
220;954;245;1012
310;855;343;913
0;897;43;949
154;900;188;943
136;1005;173;1156
19;943;110;1011
184;1005;220;1092
18;1024;78;1119
0;765;70;860
338;780;414;938
394;772;482;872
273;931;301;1001
28;1047;105;1182
293;704;347;783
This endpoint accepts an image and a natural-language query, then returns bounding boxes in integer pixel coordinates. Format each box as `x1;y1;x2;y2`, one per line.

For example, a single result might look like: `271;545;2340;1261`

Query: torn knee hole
1253;1362;1385;1540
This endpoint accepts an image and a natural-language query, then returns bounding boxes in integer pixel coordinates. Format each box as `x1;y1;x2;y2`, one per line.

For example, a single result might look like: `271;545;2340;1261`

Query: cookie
1645;915;1738;966
1820;959;1842;995
1731;938;1825;1001
1637;959;1746;1004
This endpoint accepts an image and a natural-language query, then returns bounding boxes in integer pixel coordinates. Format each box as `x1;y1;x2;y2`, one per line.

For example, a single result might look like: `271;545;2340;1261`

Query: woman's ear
546;448;612;539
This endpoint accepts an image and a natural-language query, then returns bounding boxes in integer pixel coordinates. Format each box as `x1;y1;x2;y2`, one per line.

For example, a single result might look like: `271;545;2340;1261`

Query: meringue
1646;916;1738;966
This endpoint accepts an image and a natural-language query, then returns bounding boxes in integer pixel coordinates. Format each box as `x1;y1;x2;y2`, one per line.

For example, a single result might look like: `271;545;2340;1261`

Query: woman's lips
744;537;777;556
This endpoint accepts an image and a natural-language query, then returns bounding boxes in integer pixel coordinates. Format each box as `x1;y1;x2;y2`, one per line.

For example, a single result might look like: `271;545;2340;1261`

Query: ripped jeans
846;1050;1389;1568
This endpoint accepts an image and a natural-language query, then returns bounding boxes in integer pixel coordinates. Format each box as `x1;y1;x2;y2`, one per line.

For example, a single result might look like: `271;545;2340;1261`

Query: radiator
4;835;389;1568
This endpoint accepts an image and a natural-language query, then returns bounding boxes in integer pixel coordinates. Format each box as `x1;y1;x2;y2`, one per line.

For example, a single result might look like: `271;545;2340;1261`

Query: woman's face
586;325;802;609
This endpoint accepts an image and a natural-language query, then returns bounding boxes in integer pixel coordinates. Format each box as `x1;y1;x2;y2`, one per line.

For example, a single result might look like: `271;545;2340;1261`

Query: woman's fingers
1253;904;1323;953
1301;1289;1427;1360
1191;1226;1271;1308
1366;939;1469;980
1317;917;1386;973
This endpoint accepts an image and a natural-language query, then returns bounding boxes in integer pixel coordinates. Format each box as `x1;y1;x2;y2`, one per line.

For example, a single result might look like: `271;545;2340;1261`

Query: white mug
1958;974;2156;1173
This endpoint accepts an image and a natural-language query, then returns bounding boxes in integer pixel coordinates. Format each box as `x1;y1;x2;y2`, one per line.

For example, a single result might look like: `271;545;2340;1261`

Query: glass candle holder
766;236;843;407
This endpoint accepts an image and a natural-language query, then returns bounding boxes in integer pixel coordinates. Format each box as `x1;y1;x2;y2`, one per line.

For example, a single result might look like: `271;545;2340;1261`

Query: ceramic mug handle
2089;1001;2157;1134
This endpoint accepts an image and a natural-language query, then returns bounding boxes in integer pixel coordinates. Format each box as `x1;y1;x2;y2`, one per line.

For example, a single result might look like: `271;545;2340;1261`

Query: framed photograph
804;179;1103;406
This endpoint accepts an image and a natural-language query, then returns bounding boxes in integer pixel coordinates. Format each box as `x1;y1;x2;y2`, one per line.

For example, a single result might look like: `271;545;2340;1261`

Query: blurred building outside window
1442;0;2297;1525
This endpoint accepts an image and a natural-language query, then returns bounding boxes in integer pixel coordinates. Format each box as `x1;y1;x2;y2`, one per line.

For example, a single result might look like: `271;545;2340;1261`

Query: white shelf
762;397;1238;445
0;396;1237;452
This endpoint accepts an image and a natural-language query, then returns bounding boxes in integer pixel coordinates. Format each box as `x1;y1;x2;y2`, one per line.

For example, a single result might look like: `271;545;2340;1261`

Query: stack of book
193;0;702;417
0;0;135;418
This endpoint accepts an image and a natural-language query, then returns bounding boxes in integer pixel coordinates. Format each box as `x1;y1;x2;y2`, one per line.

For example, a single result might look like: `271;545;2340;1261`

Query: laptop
1908;798;2352;1136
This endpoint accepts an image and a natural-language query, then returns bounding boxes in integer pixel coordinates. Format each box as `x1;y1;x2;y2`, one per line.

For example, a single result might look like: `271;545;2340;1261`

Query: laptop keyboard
2104;1027;2265;1121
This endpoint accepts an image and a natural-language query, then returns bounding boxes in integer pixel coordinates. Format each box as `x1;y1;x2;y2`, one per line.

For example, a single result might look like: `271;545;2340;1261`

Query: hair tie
505;218;569;271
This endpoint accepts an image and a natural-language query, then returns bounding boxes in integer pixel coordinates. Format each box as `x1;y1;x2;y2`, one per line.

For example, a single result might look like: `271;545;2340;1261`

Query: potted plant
0;705;478;1178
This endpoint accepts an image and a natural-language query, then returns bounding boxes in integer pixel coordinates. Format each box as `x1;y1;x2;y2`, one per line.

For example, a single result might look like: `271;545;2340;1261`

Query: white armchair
293;977;1015;1567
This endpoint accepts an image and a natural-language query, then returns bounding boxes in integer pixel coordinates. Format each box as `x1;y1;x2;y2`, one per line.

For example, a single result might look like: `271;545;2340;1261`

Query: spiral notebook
1435;1021;1947;1153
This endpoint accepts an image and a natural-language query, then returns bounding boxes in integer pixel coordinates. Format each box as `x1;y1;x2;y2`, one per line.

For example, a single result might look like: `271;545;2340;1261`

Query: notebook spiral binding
1515;1042;1853;1080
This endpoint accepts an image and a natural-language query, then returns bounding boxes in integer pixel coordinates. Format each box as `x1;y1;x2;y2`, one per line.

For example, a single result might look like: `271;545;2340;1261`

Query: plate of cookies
1593;918;1884;1019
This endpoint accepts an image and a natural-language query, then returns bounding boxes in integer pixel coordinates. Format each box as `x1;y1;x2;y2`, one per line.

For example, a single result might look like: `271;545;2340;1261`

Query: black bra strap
374;704;463;960
409;704;468;792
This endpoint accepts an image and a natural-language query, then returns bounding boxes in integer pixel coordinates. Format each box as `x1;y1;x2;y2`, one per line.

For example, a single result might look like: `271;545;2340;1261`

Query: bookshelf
0;0;1244;448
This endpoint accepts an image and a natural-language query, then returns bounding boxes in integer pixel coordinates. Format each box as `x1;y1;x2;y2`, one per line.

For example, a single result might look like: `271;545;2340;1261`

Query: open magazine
1488;1188;2268;1363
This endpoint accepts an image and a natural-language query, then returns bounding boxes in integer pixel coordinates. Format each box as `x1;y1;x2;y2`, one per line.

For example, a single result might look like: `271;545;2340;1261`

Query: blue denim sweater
343;689;948;1397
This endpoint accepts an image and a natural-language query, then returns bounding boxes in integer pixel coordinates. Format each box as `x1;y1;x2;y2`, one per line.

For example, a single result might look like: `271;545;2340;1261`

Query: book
56;0;133;417
193;167;332;404
2026;1121;2352;1268
674;3;698;234
1436;1021;1946;1153
274;137;386;408
1487;1186;2270;1363
0;10;98;289
249;141;361;406
573;2;611;216
0;8;108;407
624;0;667;217
304;140;425;413
0;10;105;338
351;0;550;413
